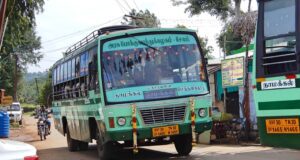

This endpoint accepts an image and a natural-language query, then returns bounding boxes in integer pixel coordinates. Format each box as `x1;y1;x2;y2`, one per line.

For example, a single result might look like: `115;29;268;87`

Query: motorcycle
37;115;49;141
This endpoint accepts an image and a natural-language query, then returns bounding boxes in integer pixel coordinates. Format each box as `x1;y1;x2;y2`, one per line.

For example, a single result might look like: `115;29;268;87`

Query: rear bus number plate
152;125;179;137
265;118;300;134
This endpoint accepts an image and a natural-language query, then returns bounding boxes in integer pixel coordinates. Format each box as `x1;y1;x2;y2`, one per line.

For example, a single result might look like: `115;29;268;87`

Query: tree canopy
176;24;214;59
0;0;44;99
172;0;254;54
171;0;242;21
122;9;161;27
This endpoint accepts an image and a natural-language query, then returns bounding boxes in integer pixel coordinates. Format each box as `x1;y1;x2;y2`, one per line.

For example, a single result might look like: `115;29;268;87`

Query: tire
96;129;114;160
66;125;79;152
40;132;43;141
78;141;89;151
39;128;44;141
173;134;193;156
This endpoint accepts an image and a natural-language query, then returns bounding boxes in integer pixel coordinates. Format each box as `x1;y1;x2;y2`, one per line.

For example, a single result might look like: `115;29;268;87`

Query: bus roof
53;25;196;67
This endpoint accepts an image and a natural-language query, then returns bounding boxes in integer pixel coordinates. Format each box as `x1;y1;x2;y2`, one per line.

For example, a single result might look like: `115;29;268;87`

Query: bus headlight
198;108;206;118
117;117;126;126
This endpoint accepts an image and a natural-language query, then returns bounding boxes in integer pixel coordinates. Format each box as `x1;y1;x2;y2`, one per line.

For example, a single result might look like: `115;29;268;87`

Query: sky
28;0;258;72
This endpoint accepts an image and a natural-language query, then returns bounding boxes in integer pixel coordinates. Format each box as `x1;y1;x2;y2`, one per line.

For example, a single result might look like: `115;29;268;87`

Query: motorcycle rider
39;105;51;133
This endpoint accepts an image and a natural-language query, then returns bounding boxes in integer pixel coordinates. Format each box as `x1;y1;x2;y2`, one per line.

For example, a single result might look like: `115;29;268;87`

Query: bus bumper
106;121;212;141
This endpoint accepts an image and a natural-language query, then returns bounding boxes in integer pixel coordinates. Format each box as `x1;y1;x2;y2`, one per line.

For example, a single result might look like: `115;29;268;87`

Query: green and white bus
253;0;300;149
51;25;212;159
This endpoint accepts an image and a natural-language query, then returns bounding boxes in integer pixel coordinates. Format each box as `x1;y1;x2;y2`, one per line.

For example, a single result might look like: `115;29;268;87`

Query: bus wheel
173;134;192;156
66;125;79;152
79;141;89;151
96;130;113;160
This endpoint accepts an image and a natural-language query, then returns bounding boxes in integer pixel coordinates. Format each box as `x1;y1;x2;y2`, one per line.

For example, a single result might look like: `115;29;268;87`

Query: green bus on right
253;0;300;149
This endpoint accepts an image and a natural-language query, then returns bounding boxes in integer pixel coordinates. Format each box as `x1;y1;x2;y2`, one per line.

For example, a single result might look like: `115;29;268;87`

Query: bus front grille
140;106;186;125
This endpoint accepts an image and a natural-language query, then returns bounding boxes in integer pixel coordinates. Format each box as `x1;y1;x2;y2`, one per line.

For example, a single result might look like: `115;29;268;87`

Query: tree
217;25;243;54
171;0;242;21
122;9;161;27
38;69;52;107
176;24;214;59
230;9;257;138
171;0;249;54
0;0;44;100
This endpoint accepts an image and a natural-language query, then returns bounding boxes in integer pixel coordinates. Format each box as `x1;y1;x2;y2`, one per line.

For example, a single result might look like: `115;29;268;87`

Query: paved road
10;115;300;160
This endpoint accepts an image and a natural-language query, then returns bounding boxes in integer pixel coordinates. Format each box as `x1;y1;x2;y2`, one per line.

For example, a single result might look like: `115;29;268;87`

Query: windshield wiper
124;33;162;53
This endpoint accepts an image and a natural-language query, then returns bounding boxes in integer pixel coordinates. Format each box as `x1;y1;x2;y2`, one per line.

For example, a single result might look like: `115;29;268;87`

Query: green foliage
0;0;45;98
122;9;161;27
217;25;243;54
176;24;214;59
198;37;214;59
171;0;247;53
21;103;36;113
171;0;234;21
0;55;14;94
38;69;52;107
18;72;47;104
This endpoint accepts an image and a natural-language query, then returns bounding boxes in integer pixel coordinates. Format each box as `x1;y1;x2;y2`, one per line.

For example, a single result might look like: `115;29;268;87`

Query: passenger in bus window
76;80;80;97
65;84;71;99
72;82;76;98
75;57;80;77
133;63;144;85
81;77;87;97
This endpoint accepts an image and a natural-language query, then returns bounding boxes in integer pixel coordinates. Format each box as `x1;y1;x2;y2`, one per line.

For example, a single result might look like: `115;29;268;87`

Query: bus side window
75;56;80;77
67;60;72;80
88;47;97;90
71;58;75;78
57;65;60;84
63;62;67;82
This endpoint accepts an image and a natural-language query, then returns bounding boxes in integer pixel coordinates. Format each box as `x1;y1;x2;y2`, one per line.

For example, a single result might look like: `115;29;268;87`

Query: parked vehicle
253;0;300;149
0;139;38;160
7;102;23;125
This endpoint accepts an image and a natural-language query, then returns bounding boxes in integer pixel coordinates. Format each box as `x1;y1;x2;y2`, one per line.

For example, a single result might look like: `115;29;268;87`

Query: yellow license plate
265;118;300;134
152;125;179;137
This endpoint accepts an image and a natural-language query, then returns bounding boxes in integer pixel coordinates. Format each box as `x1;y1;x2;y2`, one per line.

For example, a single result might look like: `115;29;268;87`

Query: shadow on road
37;144;188;160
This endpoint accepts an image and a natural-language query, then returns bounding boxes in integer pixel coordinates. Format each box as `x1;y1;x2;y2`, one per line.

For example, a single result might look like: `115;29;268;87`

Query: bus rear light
109;117;115;128
256;78;265;82
285;74;296;79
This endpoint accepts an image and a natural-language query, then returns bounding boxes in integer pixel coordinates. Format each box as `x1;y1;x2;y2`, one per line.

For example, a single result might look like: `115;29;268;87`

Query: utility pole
35;78;39;104
13;54;18;101
223;36;227;113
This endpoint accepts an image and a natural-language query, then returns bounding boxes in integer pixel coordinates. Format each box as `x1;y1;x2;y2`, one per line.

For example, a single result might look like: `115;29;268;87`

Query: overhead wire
40;16;123;59
42;16;123;45
132;0;140;11
122;0;133;11
115;0;129;14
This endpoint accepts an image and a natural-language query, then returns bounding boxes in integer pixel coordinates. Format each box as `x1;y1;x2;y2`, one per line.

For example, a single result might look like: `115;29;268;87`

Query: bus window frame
67;60;72;80
256;0;300;78
99;31;210;105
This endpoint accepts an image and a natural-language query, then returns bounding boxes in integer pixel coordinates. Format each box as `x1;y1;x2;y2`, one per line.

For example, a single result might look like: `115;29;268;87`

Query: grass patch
10;122;20;128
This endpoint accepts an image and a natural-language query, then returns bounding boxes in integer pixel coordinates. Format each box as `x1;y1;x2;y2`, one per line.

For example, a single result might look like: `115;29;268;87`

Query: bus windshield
101;33;209;103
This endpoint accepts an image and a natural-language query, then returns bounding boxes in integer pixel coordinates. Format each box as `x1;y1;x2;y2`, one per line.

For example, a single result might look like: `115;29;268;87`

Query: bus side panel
78;105;90;142
257;116;300;149
63;105;83;141
52;105;64;135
